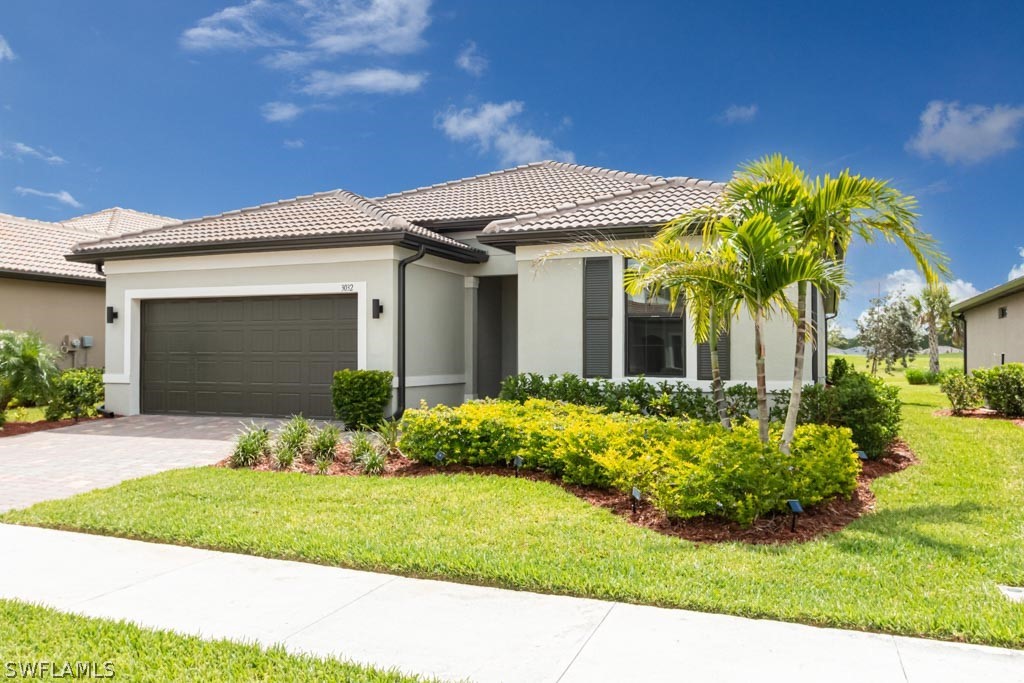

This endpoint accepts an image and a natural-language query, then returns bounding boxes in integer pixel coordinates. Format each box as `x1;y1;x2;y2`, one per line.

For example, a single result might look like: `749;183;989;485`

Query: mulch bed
933;407;1024;428
216;437;920;546
0;415;107;438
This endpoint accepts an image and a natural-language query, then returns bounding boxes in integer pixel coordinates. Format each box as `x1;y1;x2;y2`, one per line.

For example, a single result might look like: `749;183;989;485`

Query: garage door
141;295;357;418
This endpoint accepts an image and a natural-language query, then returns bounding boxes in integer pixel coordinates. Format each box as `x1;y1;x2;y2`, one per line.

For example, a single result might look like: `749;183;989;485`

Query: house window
625;260;685;376
999;306;1008;319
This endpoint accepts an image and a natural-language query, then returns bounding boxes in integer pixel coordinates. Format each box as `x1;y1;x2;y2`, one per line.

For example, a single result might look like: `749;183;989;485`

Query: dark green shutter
697;332;730;381
583;257;612;378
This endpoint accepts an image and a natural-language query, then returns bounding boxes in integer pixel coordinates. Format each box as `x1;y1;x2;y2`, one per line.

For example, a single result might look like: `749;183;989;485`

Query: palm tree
910;283;952;374
675;155;949;451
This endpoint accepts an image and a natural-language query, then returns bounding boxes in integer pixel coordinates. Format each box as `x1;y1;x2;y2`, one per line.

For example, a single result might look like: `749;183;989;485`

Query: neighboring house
952;275;1024;371
66;161;831;419
1;208;177;368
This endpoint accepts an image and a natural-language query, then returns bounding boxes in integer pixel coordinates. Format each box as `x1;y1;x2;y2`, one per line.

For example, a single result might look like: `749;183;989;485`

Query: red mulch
216;438;919;546
933;407;1024;428
0;415;105;438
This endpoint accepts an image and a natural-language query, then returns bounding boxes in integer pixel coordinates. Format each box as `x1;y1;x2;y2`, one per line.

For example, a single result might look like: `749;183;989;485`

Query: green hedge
332;369;394;429
797;370;901;458
972;363;1024;417
44;367;104;421
399;398;860;525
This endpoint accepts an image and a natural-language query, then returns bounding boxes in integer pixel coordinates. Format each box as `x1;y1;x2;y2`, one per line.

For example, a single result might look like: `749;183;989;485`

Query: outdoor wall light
787;499;804;532
372;299;384;319
106;306;118;323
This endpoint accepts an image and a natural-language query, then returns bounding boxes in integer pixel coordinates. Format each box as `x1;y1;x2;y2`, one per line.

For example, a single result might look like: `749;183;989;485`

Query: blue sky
2;0;1024;332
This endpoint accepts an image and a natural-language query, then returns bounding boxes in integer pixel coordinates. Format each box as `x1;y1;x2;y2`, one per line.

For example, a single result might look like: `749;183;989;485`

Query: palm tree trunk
709;307;731;430
781;282;807;453
753;310;770;444
928;313;940;374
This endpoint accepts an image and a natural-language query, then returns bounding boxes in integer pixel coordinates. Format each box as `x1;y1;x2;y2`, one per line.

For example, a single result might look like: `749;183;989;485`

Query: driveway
0;415;244;512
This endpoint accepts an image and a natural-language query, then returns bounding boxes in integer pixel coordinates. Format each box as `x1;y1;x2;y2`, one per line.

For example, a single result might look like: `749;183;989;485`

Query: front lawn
0;599;430;682
4;379;1023;648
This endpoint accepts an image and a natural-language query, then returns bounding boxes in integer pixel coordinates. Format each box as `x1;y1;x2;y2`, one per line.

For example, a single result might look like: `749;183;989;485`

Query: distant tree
910;283;953;374
858;292;919;374
827;327;858;350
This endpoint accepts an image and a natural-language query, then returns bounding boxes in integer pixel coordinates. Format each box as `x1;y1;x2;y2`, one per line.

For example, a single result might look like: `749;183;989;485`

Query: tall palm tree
669;155;949;452
910;283;952;374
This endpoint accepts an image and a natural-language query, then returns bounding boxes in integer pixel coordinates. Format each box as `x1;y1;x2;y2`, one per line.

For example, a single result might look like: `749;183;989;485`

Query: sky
2;0;1024;333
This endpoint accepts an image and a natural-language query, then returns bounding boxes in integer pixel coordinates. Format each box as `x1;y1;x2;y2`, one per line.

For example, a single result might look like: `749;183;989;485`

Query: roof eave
0;268;104;287
952;276;1024;314
476;224;663;251
66;231;487;265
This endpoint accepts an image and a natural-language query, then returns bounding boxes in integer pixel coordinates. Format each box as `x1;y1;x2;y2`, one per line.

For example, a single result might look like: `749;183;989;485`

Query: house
952;274;1024;371
1;208;176;368
65;162;831;419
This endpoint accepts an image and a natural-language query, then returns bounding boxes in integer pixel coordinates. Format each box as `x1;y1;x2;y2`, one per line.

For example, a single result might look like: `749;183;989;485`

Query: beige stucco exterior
0;275;106;369
961;290;1024;371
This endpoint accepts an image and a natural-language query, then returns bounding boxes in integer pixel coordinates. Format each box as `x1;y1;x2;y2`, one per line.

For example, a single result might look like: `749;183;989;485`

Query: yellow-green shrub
400;399;860;525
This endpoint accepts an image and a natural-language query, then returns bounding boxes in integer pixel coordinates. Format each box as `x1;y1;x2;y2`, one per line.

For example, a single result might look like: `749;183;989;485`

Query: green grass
2;405;47;423
0;599;430;682
832;351;963;376
4;368;1024;648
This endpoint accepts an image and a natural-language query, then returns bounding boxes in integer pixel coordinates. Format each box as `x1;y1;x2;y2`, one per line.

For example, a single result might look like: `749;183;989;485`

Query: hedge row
942;363;1024;417
399;399;860;525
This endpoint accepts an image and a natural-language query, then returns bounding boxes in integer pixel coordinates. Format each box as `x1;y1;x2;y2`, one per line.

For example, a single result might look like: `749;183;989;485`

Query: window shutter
583;258;612;378
697;332;730;381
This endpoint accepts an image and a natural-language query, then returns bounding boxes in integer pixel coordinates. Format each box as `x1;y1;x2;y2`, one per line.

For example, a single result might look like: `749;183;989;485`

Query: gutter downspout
953;311;967;374
95;262;105;276
393;245;427;420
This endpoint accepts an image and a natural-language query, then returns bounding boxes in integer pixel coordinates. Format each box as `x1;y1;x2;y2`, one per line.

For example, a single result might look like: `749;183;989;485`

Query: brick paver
0;416;246;512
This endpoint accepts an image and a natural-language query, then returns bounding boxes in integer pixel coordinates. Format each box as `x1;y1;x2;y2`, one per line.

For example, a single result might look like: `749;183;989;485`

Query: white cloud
906;100;1024;164
455;41;487;76
261;101;304;122
181;0;431;55
180;0;292;51
0;35;14;62
261;49;319;70
883;268;979;303
301;68;425;96
8;142;65;164
437;101;574;166
283;138;305;149
719;104;758;124
1008;248;1024;281
14;186;82;208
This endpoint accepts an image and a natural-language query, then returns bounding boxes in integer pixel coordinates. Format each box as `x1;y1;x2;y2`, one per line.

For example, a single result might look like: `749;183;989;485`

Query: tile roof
62;207;178;236
375;161;667;225
481;177;723;238
0;213;105;282
70;190;485;260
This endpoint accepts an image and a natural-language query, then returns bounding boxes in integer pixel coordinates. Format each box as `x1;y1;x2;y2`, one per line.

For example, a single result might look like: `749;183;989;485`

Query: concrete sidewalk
1;524;1021;683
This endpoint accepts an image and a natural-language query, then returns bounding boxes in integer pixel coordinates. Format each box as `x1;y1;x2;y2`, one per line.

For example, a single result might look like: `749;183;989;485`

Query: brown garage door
141;295;357;419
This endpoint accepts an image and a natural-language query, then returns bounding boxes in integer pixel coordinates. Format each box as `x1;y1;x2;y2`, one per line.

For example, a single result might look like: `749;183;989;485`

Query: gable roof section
68;190;487;263
62;207;178;236
0;213;105;283
477;176;723;247
375;161;667;227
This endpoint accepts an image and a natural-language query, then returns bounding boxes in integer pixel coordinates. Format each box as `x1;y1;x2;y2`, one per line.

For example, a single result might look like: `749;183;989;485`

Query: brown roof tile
62;207;178;236
0;214;104;282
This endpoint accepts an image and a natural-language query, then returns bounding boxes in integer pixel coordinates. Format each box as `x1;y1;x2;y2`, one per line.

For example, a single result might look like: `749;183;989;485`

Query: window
999;306;1008;319
625;260;685;376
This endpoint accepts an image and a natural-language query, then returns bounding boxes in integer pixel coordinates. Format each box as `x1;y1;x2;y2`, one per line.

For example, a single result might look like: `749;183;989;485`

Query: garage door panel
142;294;358;419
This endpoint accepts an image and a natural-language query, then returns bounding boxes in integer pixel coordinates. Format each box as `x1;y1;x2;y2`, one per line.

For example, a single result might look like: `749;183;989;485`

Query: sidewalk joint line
554;603;615;683
280;575;400;643
892;636;910;683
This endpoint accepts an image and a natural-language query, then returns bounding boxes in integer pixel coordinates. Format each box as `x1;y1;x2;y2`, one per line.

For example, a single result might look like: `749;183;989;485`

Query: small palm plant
351;431;386;475
0;330;60;409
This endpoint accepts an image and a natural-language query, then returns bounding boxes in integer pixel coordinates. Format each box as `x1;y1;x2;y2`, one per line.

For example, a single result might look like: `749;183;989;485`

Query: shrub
829;357;850;384
274;445;297;470
310;425;340;462
905;368;947;385
829;372;901;458
724;384;757;421
940;373;982;415
0;330;61;408
277;415;313;462
43;367;104;422
0;408;5;429
332;369;393;429
230;422;271;468
351;431;386;475
400;399;860;524
314;454;333;475
972;364;1024;417
373;419;402;457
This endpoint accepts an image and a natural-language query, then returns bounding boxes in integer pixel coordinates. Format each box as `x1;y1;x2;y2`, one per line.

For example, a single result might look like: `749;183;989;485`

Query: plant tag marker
856;450;868;461
513;455;524;468
631;487;641;514
631;487;642;501
434;450;445;464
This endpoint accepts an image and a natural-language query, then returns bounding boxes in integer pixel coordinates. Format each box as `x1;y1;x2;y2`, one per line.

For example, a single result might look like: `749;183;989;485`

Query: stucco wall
404;254;467;406
963;291;1024;370
0;276;106;369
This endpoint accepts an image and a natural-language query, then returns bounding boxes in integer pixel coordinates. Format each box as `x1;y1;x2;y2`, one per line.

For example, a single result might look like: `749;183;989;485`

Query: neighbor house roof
477;176;724;246
62;207;178;236
68;190;487;264
0;213;106;283
952;275;1024;314
375;161;667;228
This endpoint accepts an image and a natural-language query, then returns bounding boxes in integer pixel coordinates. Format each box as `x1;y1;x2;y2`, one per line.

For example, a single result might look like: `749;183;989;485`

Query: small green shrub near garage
939;372;982;415
972;363;1024;417
332;369;394;429
399;398;859;525
43;367;104;422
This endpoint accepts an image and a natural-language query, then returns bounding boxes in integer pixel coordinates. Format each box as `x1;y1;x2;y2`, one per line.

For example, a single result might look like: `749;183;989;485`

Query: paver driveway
0;416;244;512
